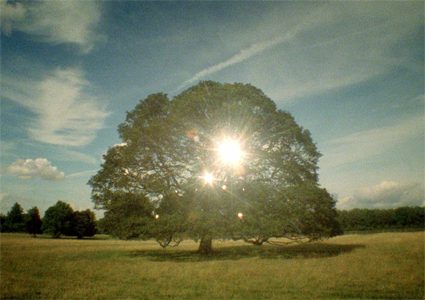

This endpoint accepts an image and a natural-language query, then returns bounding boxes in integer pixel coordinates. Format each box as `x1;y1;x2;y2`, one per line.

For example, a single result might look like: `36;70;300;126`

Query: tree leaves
88;81;341;249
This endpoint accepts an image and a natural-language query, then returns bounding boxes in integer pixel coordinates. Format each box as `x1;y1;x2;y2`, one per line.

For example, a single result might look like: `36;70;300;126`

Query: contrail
175;28;300;93
173;4;333;94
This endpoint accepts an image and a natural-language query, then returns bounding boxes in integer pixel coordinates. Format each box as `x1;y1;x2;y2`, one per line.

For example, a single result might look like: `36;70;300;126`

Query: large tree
89;81;341;254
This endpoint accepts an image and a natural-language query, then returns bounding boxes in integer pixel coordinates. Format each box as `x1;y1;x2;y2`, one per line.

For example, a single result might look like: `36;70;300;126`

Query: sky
1;0;424;218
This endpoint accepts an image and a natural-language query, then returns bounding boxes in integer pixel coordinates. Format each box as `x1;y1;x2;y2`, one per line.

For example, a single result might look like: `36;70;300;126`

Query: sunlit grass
1;232;423;299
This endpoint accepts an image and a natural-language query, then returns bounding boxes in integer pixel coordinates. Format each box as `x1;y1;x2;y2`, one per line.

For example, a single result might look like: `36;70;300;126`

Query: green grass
1;232;424;299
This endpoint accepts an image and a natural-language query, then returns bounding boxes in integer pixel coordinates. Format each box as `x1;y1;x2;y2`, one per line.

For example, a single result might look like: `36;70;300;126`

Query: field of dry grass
1;232;423;299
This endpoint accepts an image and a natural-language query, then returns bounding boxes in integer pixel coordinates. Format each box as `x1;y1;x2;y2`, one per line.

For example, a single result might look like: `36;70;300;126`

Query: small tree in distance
42;201;75;238
3;202;26;233
0;214;6;231
73;209;97;239
42;201;98;239
89;81;341;254
26;206;43;237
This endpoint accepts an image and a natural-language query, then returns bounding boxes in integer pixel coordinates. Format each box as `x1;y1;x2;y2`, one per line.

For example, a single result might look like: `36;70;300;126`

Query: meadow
1;232;423;299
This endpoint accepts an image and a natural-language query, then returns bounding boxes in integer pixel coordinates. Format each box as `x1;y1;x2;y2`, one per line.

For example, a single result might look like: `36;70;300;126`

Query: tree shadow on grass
129;243;365;262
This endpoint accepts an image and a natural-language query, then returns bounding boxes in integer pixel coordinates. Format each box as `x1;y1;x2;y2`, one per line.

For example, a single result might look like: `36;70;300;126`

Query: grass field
1;232;424;299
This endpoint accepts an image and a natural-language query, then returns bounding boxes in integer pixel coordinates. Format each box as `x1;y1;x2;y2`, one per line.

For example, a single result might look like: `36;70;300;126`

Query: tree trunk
198;236;213;255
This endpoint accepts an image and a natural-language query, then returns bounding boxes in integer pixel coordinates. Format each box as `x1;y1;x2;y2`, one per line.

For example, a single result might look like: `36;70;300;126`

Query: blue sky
1;0;424;217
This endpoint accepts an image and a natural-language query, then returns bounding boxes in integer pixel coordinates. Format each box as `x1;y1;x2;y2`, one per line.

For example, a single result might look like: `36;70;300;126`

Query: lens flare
203;172;214;184
218;140;242;164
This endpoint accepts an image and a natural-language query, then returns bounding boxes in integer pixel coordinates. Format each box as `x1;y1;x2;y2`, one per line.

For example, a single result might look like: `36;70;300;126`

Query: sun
218;140;243;164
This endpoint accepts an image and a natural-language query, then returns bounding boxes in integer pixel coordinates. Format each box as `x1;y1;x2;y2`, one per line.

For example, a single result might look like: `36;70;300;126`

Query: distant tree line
0;201;97;239
2;201;423;237
337;206;424;232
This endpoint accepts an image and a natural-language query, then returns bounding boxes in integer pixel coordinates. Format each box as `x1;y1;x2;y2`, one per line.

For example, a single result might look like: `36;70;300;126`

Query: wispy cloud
176;33;297;92
320;115;424;168
6;158;64;181
0;193;52;216
0;0;25;35
174;6;327;93
271;12;422;101
66;169;98;179
29;68;110;146
2;67;110;147
59;149;99;165
0;193;29;212
337;181;424;210
0;141;16;157
1;0;103;53
0;140;99;166
177;2;422;103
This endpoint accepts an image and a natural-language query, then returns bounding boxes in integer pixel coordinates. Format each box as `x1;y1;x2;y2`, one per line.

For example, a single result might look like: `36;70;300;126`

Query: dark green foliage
95;193;154;239
96;217;109;235
41;201;98;239
337;206;424;232
0;213;6;231
88;81;341;252
73;209;97;239
2;202;26;232
26;206;43;237
230;183;342;245
42;201;75;238
394;206;424;227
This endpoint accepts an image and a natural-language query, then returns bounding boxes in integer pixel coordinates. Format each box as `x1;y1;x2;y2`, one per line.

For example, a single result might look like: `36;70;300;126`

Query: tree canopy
73;209;97;239
42;201;75;238
2;202;26;233
89;81;341;253
26;206;43;237
41;201;98;239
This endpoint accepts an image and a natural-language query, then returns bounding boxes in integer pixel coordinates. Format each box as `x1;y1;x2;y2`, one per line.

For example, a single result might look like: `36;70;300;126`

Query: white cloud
337;181;425;210
6;158;65;181
0;0;26;35
2;67;110;147
1;0;103;53
320;115;424;167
